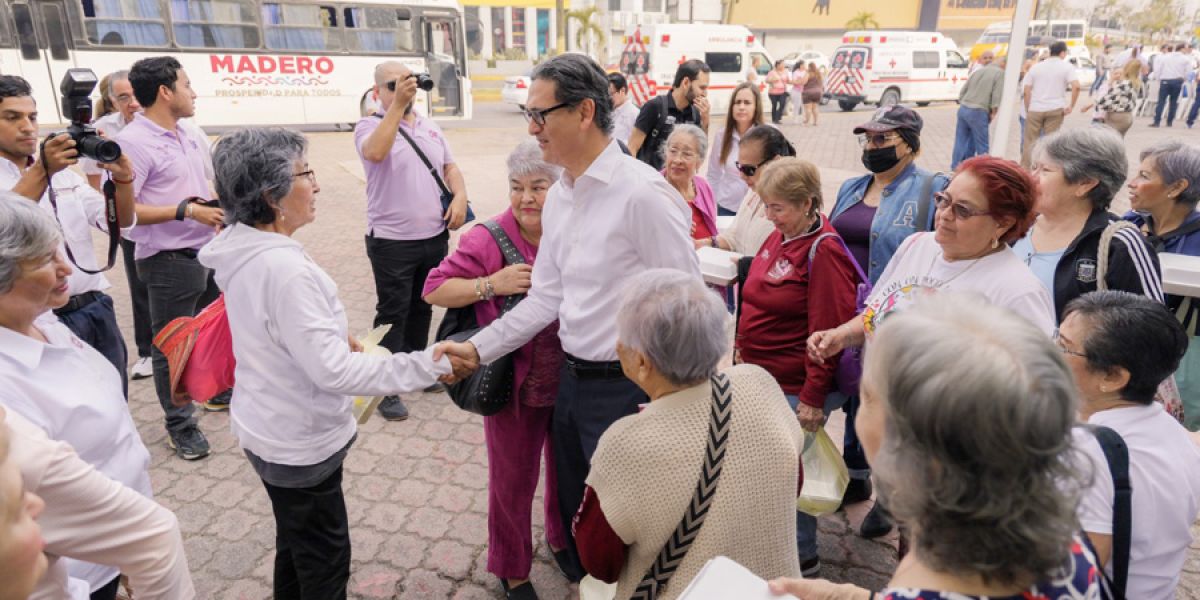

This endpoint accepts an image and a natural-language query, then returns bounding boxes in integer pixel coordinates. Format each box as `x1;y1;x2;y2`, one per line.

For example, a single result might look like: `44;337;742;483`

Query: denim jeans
1187;81;1200;126
787;393;846;561
136;249;219;433
1154;78;1184;126
951;106;990;169
56;293;128;398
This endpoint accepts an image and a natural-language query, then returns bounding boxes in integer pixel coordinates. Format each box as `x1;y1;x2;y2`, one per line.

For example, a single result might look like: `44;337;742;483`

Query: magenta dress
422;208;567;579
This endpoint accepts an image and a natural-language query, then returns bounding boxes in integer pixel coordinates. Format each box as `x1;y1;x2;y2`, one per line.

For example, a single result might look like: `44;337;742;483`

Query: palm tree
555;0;565;53
567;7;606;57
845;11;880;30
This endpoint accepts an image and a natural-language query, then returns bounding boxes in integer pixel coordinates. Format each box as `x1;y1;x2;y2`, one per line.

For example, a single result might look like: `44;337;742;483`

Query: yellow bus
969;18;1088;62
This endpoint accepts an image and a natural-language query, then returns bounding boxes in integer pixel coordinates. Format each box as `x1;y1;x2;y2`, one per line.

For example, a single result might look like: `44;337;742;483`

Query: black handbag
435;220;523;416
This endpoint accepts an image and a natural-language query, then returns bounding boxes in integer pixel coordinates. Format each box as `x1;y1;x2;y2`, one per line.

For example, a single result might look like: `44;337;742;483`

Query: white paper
677;556;797;600
698;246;743;286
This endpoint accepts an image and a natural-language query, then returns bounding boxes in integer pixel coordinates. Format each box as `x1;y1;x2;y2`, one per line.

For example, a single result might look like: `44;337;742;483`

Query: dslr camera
55;68;121;163
386;73;435;92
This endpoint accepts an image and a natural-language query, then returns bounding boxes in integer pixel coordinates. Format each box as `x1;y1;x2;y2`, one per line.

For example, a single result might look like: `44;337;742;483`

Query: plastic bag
796;429;850;517
351;325;393;425
154;294;235;405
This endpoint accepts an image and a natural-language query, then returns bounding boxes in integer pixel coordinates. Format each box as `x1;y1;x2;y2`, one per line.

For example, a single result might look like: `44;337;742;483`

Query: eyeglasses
857;132;899;148
933;191;992;220
735;160;765;177
114;93;135;105
666;146;699;161
293;169;316;184
1052;329;1089;359
521;102;572;127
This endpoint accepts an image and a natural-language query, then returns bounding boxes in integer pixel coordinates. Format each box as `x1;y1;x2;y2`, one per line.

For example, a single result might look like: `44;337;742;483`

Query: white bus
0;0;471;128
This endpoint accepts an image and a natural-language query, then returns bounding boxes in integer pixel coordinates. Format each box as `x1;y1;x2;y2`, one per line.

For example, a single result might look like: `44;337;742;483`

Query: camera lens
414;73;434;92
78;135;122;163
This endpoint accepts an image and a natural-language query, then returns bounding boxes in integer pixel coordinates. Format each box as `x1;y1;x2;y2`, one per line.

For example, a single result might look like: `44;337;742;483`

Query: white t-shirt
611;99;640;145
862;233;1056;337
1074;404;1200;600
1023;57;1079;112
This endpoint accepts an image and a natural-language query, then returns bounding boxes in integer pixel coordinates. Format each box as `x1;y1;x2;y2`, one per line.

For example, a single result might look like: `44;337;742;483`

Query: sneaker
202;390;231;412
800;556;821;578
500;579;538;600
167;427;211;460
377;395;409;421
860;501;894;539
130;356;153;380
839;478;873;510
1149;123;1161;128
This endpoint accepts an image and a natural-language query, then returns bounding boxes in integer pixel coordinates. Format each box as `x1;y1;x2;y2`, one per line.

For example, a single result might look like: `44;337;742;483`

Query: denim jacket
829;163;949;283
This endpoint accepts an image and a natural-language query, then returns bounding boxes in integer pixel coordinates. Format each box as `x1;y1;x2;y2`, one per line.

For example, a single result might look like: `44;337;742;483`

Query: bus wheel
915;101;931;107
878;89;901;107
838;99;859;112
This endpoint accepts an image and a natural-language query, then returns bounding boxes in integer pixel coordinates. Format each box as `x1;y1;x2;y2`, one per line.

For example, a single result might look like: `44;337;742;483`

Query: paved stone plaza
101;101;1200;598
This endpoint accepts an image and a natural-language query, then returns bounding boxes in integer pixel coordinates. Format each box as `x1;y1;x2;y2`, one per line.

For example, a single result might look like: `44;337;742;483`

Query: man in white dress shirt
1150;43;1193;128
607;72;639;146
442;53;701;580
0;75;137;396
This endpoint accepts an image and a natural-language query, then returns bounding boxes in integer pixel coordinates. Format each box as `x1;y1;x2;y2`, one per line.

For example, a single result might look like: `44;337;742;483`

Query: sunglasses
735;160;765;177
933;191;992;220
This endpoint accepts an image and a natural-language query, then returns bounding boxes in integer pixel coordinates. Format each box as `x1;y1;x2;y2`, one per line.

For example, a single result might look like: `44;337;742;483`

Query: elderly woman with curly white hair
199;127;467;598
574;269;805;599
772;295;1102;600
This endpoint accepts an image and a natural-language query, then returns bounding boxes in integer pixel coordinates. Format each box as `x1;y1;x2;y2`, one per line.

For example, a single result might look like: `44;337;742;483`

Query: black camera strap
39;139;120;275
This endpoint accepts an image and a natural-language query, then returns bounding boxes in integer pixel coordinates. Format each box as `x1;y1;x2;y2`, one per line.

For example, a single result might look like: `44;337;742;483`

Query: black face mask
862;146;902;173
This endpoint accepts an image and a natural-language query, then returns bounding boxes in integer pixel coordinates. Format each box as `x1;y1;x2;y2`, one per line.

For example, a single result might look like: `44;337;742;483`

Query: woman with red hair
811;156;1054;357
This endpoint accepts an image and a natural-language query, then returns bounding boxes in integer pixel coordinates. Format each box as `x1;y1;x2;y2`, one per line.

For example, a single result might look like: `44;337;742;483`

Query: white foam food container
1160;253;1200;298
697;246;743;286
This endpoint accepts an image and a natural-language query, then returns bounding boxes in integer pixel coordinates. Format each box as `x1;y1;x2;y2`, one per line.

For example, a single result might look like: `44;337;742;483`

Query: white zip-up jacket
200;224;449;466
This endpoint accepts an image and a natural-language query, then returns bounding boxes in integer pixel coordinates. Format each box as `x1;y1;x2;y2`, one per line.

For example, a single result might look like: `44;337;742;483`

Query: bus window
1068;24;1084;39
0;4;16;48
343;6;415;54
40;3;69;59
171;0;261;49
262;3;340;51
1050;24;1067;39
80;0;168;47
704;52;742;73
12;3;39;59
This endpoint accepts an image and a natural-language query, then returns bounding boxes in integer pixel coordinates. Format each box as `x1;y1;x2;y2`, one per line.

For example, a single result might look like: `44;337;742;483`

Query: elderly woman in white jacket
199;127;466;599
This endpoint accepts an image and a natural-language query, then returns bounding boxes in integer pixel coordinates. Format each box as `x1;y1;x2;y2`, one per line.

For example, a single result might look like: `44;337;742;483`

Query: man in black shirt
628;59;710;170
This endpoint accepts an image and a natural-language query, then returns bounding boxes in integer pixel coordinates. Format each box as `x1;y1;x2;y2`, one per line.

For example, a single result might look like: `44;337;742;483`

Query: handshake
431;341;483;384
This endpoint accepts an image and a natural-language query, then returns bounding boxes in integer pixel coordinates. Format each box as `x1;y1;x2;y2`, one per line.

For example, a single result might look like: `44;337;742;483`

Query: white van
827;30;969;112
617;24;773;115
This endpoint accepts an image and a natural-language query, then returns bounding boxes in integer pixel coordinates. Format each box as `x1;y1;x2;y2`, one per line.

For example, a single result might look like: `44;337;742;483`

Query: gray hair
107;69;130;99
212;128;308;227
1033;127;1127;210
865;294;1084;587
662;124;708;164
1140;140;1200;208
531;54;614;135
0;192;62;294
616;269;728;386
506;139;561;182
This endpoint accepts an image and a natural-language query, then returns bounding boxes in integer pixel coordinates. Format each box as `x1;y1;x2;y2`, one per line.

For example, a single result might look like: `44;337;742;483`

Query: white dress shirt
470;140;702;363
0;158;136;296
0;312;153;592
611;100;641;145
1151;51;1193;80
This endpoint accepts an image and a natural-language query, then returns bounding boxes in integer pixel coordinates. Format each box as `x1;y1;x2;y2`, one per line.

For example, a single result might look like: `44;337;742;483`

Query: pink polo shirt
115;114;214;260
354;114;454;241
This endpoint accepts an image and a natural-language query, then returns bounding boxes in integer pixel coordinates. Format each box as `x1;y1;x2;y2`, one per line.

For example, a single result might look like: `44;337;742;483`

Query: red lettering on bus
257;56;277;72
236;55;257;73
278;56;296;74
315;57;334;74
209;54;333;75
296;57;313;74
211;55;235;72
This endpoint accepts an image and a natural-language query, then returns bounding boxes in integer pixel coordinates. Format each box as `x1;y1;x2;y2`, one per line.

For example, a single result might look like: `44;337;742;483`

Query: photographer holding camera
113;56;222;461
0;74;137;393
355;60;470;421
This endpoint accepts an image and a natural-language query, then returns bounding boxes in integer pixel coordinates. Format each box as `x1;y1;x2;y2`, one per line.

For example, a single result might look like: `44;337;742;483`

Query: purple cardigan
422;209;562;408
662;172;719;238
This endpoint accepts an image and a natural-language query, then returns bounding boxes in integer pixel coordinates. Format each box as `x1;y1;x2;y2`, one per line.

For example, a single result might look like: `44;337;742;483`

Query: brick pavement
101;102;1200;599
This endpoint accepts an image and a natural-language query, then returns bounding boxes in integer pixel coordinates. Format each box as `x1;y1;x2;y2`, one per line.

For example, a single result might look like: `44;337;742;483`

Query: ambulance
617;24;774;115
826;31;970;112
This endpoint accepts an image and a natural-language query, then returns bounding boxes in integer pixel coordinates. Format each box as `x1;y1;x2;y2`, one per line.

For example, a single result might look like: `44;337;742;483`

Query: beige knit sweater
586;364;803;600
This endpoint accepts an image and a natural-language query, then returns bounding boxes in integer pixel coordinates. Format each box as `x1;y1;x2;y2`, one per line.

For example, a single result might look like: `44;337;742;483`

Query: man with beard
628;59;710;170
356;61;470;421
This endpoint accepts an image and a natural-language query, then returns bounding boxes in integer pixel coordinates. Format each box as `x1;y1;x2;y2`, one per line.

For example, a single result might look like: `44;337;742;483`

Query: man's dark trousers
364;229;449;353
1154;78;1184;126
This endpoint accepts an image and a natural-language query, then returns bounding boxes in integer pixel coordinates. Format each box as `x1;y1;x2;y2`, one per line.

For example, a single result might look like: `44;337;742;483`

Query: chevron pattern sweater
586;364;804;599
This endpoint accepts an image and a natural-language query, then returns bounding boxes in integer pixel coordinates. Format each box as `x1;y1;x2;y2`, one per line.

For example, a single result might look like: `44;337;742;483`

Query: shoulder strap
632;372;733;600
1090;424;1132;600
391;119;453;198
916;172;939;232
808;231;867;284
481;220;527;313
1098;220;1141;290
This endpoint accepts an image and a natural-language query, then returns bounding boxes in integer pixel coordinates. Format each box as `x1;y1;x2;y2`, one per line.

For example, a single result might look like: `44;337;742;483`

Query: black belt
564;353;625;380
53;290;105;317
